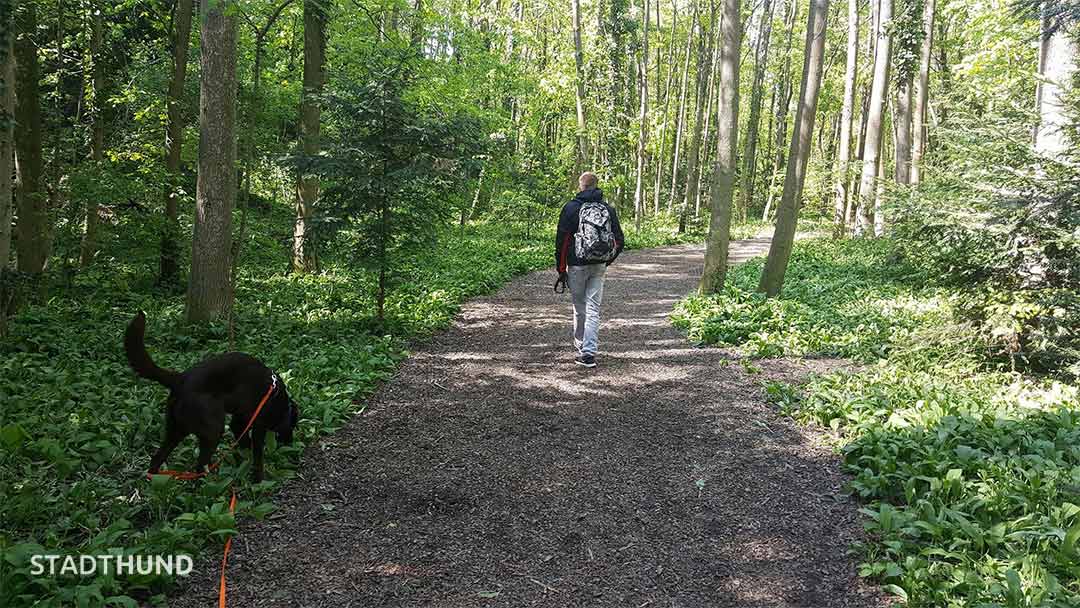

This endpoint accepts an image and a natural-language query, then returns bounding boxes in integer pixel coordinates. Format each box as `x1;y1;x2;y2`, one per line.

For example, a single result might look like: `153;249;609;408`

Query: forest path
174;236;887;608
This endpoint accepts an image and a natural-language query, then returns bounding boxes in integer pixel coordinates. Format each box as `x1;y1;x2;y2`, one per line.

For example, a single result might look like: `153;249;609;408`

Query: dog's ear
276;400;299;446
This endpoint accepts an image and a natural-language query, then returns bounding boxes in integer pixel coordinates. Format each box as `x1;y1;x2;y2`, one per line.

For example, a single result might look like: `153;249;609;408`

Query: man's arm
609;205;625;264
555;202;576;273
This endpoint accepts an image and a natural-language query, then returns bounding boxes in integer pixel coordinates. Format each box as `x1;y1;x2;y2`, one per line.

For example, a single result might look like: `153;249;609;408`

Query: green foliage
673;238;942;360
789;360;1080;606
0;177;711;605
303;48;486;318
674;236;1080;606
888;116;1080;379
890;0;927;82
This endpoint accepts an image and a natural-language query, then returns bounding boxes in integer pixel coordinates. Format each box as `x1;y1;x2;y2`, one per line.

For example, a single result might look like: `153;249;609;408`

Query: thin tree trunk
855;0;891;236
739;0;774;218
185;1;238;323
632;0;649;229
758;0;830;297
14;1;47;275
652;0;679;214
894;74;913;184
682;0;714;223
700;0;740;294
833;0;858;235
697;13;721;216
293;0;326;272
669;0;698;214
410;0;424;48
571;0;588;174
159;0;194;285
1034;5;1075;160
763;0;798;222
910;0;934;184
0;0;14;269
80;6;105;267
874;152;885;235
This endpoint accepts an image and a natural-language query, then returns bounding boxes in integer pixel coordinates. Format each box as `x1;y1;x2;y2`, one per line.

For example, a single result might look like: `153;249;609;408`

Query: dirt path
173;237;887;608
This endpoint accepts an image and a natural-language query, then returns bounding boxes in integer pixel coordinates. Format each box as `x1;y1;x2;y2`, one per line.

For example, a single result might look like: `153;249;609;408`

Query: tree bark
700;0;740;294
571;0;588;174
632;0;649;228
668;0;698;214
894;74;913;184
80;6;105;267
855;0;891;236
1034;7;1076;160
757;0;830;297
185;1;238;324
910;0;934;183
762;0;798;222
410;0;424;49
0;0;14;269
739;0;773;218
293;0;326;272
652;0;678;214
832;0;857;236
682;0;714;222
14;1;47;275
159;0;194;285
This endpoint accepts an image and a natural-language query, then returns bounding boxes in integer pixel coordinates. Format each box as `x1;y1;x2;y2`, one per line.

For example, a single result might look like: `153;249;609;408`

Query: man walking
555;172;625;368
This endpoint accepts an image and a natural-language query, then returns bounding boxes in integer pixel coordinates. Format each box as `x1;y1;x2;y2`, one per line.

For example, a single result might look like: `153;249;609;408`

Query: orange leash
149;376;278;481
146;375;278;608
219;490;238;608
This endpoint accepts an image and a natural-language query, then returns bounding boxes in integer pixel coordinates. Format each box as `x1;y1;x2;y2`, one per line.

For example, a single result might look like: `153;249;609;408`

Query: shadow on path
173;237;888;608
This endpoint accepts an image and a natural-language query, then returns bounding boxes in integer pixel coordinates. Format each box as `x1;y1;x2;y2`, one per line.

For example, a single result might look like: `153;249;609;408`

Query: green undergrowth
0;200;717;607
673;238;944;361
672;237;1080;607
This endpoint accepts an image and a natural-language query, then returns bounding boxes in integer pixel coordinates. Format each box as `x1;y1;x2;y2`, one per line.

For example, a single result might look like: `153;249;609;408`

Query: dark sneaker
575;354;597;368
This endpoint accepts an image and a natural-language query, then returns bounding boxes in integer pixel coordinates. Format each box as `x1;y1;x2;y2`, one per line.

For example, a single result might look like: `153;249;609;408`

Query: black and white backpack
574;200;617;263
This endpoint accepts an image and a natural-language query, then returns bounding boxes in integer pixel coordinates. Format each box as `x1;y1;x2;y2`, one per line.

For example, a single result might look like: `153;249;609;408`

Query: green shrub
673;236;1080;606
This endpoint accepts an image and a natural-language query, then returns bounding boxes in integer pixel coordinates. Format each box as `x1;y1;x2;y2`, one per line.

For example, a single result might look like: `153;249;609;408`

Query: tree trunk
910;0;934;183
739;0;774;218
682;0;714;222
293;0;326;272
410;0;424;49
571;0;588;174
1034;7;1076;160
762;0;798;222
632;0;649;229
669;0;698;215
757;0;830;297
159;0;194;285
697;20;719;213
894;75;913;184
832;0;857;236
700;0;741;294
185;1;238;324
652;0;678;214
0;0;14;269
14;1;47;275
874;151;885;236
855;0;891;237
79;6;105;267
604;0;631;207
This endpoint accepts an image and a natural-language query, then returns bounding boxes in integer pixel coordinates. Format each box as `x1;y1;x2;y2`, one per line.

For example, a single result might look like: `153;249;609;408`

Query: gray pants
568;264;606;356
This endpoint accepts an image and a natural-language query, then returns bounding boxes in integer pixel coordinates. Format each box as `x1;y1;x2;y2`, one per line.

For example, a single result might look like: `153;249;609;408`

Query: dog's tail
125;311;182;391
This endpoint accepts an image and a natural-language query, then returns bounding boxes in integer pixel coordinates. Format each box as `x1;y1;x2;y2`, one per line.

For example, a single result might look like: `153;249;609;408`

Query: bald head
578;172;598;191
